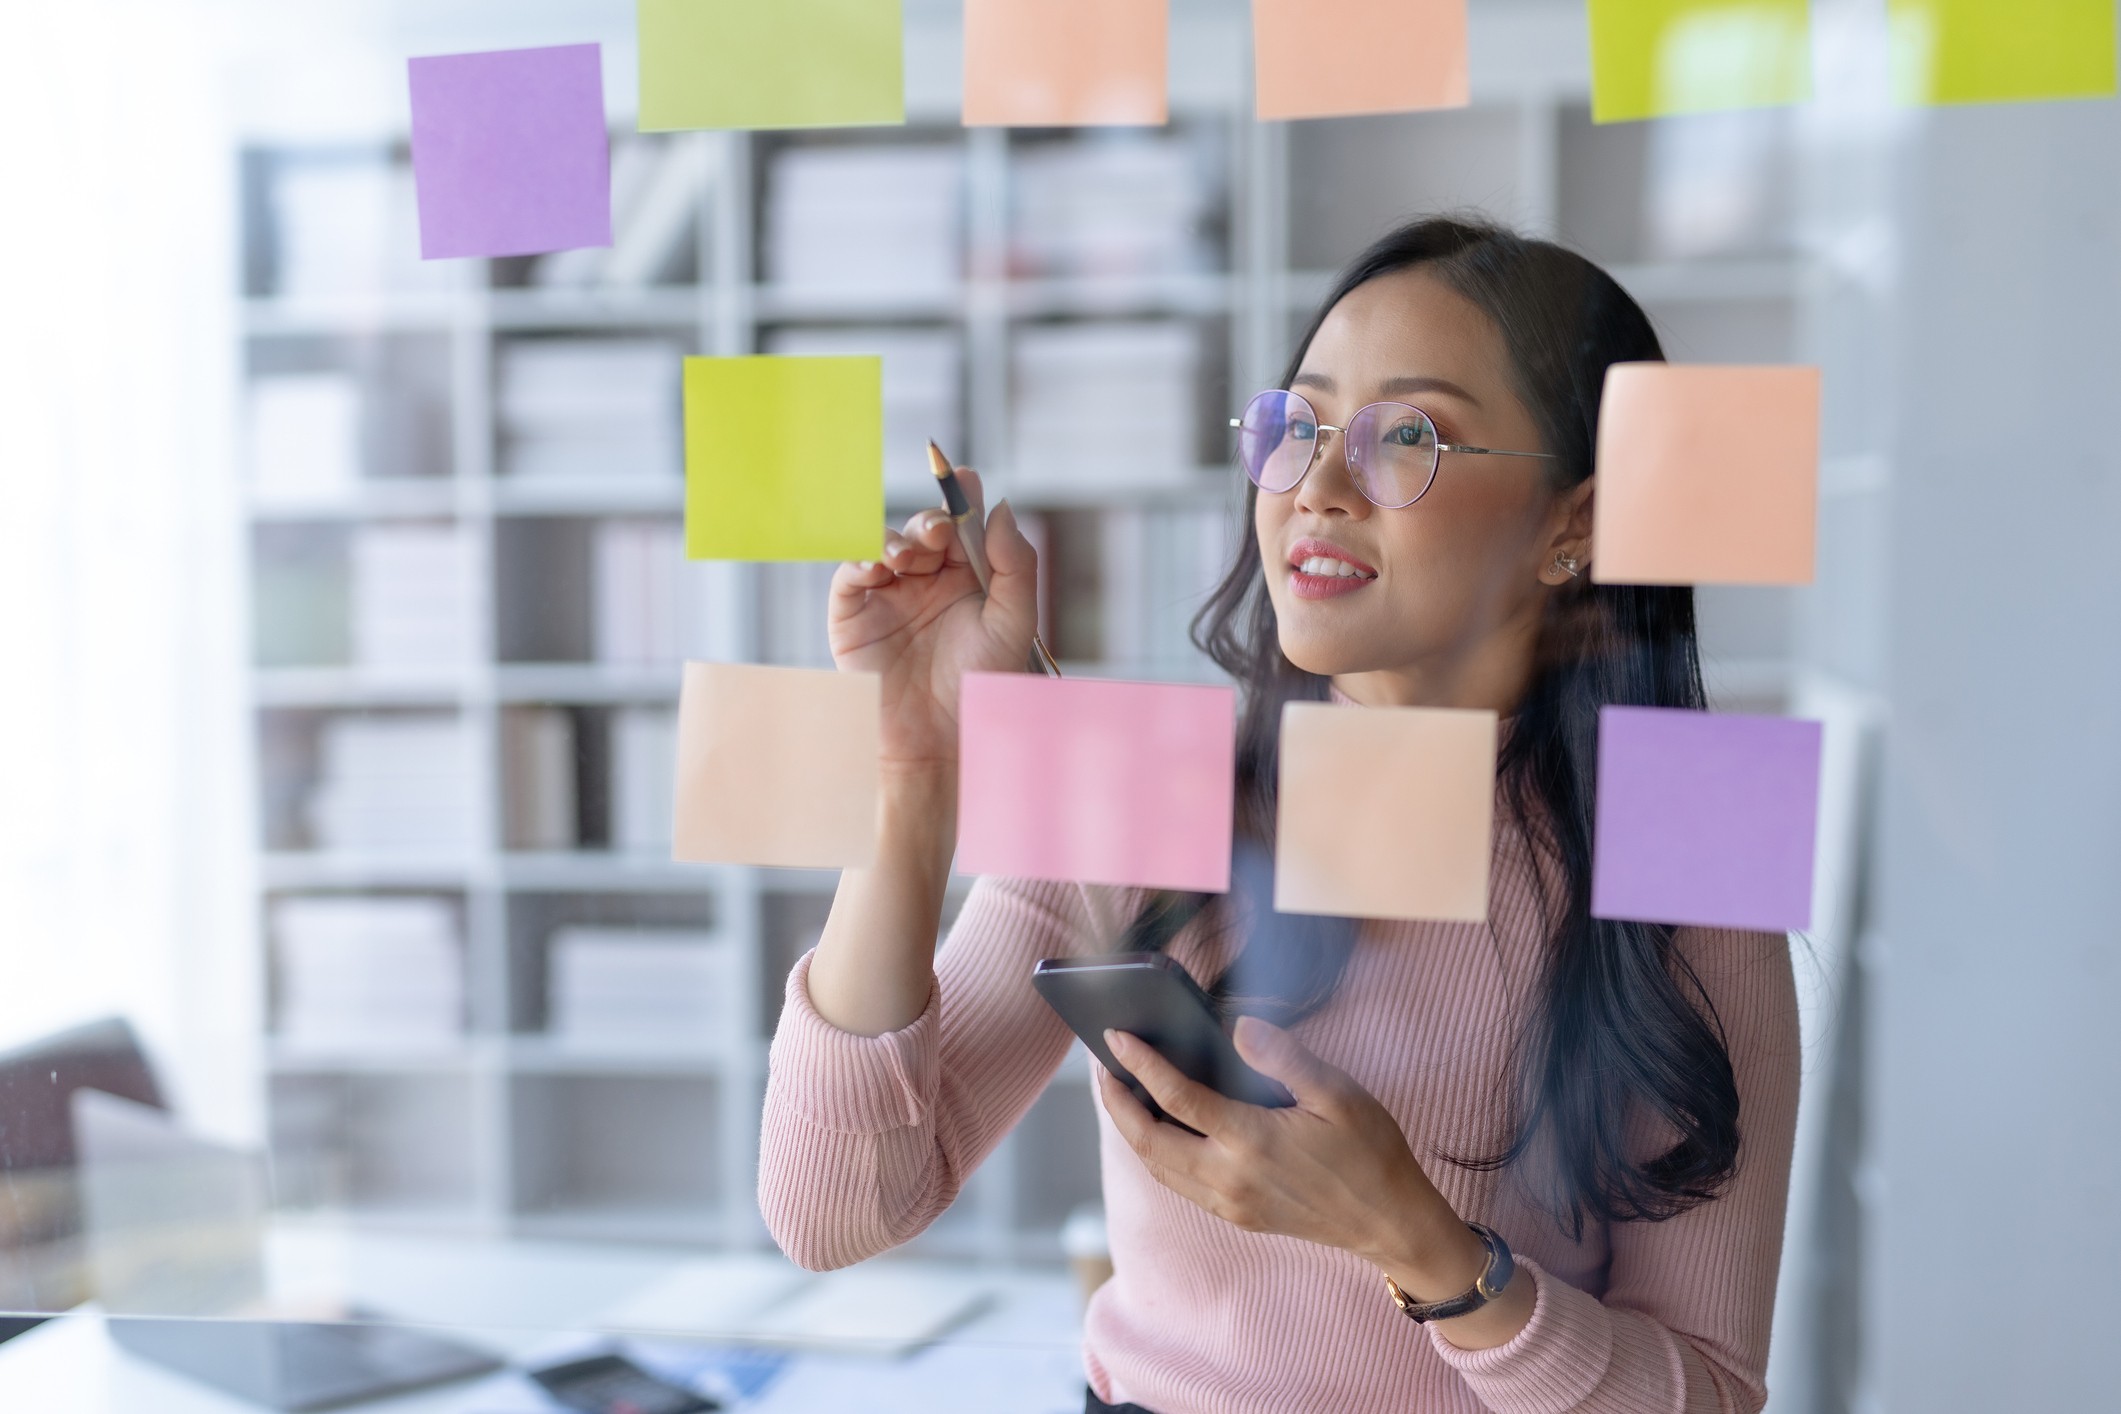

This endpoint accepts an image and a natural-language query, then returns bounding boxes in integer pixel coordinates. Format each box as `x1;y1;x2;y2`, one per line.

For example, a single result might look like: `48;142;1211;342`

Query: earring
1548;553;1581;581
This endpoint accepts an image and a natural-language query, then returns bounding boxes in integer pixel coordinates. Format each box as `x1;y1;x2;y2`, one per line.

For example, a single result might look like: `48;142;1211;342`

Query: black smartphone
528;1352;720;1414
1031;953;1295;1136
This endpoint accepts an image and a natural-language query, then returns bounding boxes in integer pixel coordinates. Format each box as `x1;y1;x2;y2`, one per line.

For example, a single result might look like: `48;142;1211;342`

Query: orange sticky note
1592;363;1819;587
963;0;1168;127
673;662;879;869
1275;702;1496;923
1252;0;1469;120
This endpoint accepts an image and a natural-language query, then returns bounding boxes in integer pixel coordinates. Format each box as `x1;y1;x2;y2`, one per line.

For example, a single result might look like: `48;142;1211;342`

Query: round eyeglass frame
1230;388;1556;509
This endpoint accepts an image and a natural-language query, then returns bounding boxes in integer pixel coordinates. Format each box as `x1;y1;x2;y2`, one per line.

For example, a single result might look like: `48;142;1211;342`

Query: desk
0;1230;1088;1413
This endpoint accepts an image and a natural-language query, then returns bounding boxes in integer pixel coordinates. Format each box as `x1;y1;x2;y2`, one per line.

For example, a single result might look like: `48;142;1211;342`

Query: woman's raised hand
827;467;1039;778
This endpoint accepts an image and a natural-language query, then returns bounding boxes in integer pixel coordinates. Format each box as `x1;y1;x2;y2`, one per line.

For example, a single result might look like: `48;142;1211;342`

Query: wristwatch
1383;1223;1515;1323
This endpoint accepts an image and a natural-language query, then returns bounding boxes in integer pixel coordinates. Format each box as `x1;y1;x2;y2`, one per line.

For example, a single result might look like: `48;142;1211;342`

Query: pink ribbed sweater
759;810;1800;1414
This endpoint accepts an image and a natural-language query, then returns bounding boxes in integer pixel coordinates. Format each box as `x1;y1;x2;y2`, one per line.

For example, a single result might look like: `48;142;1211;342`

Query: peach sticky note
673;662;880;869
957;674;1235;892
1275;702;1496;923
1253;0;1469;120
963;0;1168;127
1592;363;1819;587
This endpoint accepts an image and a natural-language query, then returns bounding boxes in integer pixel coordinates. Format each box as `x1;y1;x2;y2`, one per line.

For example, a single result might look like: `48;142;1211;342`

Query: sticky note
1889;0;2116;106
956;675;1235;892
1592;707;1820;932
963;0;1168;126
1252;0;1469;120
1592;363;1819;586
673;662;880;869
684;356;884;562
1586;0;1811;124
638;0;906;132
407;45;611;260
1274;702;1496;922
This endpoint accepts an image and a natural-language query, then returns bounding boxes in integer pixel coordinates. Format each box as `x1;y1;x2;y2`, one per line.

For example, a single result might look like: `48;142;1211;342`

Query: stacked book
1010;322;1202;492
609;706;678;855
1011;137;1215;278
1097;506;1239;673
764;144;963;292
305;713;474;855
592;519;693;665
763;327;963;498
502;707;578;851
499;337;681;482
247;373;361;501
547;927;731;1047
349;525;472;669
274;896;464;1048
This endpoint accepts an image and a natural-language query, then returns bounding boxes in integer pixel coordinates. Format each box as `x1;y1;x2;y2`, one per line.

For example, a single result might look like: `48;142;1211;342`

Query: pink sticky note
1253;0;1470;120
1275;702;1497;922
1592;363;1820;586
963;0;1169;127
957;674;1235;891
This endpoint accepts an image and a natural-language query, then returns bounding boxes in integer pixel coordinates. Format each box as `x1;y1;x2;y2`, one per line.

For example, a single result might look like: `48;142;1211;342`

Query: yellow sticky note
1591;363;1820;587
684;356;884;562
674;662;880;869
963;0;1168;127
1275;703;1496;923
638;0;905;132
1587;0;1812;124
1253;0;1469;120
1889;0;2116;106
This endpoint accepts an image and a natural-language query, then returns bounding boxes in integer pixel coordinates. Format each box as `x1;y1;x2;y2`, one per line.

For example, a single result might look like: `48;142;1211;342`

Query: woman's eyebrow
1288;371;1482;408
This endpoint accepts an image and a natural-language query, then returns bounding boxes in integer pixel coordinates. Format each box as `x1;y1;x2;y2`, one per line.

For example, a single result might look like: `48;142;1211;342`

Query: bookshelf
237;9;1829;1267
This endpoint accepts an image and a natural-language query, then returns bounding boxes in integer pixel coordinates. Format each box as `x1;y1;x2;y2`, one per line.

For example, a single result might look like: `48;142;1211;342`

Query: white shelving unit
238;7;1831;1268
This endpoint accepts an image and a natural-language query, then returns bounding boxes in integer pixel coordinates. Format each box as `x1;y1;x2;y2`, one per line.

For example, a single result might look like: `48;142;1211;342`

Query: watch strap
1385;1222;1515;1324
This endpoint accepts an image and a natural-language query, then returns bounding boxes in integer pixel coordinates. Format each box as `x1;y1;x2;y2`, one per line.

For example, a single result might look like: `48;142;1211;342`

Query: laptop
72;1090;501;1410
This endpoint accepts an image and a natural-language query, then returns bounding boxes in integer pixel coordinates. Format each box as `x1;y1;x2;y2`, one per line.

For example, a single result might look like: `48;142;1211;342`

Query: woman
757;218;1800;1414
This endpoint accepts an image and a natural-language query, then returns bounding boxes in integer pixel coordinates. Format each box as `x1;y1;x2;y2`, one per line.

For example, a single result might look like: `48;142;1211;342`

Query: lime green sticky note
638;0;906;131
1889;0;2116;106
1587;0;1813;124
684;356;885;562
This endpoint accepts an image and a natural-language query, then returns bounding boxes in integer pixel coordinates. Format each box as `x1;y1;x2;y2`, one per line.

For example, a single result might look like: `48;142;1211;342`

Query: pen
927;440;1062;678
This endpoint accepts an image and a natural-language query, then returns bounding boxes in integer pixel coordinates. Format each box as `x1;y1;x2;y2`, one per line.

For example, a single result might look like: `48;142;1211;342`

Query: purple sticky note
1592;706;1821;932
957;675;1235;892
408;44;611;260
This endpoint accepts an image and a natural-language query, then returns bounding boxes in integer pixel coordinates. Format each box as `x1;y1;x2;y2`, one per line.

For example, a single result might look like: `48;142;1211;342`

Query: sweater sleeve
756;875;1116;1271
1430;926;1802;1414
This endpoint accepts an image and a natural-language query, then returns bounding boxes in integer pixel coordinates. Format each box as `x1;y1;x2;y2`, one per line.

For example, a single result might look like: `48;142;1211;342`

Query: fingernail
855;561;875;572
1102;1028;1124;1054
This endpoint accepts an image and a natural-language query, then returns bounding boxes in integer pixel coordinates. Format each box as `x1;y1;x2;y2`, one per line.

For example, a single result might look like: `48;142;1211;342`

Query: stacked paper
1010;323;1200;491
610;706;678;854
764;145;962;291
306;713;474;855
1011;138;1212;277
503;707;578;851
548;928;730;1045
1098;506;1235;670
350;526;472;668
275;896;464;1047
248;374;361;500
499;338;681;481
764;328;962;497
593;520;690;664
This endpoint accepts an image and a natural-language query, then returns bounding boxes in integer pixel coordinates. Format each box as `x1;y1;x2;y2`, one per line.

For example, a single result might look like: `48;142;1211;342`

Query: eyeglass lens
1235;389;1440;508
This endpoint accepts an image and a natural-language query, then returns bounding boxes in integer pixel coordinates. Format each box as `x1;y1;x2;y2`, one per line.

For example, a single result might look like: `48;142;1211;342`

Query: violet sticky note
672;662;881;870
407;44;612;261
956;674;1235;892
1592;706;1822;932
1275;702;1497;923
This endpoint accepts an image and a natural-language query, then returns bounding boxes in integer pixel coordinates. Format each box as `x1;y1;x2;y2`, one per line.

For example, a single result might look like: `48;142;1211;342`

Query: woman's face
1254;267;1591;709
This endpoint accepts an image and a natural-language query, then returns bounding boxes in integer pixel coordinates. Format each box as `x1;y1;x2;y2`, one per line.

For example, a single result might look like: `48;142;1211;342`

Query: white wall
1875;97;2121;1407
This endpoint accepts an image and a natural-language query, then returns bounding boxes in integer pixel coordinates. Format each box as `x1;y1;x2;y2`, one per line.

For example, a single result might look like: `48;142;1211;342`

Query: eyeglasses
1230;389;1556;509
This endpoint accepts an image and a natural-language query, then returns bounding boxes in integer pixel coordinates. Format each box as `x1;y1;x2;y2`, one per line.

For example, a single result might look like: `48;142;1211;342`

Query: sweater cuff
765;948;940;1136
1428;1258;1615;1414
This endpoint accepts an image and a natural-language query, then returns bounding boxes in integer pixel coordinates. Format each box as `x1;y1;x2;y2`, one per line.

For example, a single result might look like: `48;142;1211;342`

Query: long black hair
1123;216;1739;1238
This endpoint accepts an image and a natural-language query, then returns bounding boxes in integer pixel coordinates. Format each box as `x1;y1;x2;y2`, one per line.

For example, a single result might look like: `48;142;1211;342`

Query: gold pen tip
926;440;953;479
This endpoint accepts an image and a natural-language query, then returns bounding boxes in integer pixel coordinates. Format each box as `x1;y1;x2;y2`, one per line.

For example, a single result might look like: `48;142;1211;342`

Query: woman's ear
1540;478;1595;585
